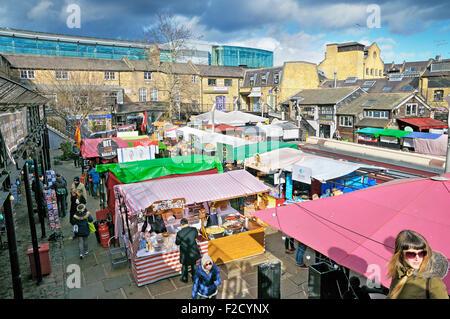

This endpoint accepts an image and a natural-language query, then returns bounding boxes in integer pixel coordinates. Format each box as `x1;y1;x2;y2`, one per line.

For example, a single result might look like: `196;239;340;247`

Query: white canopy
177;126;250;147
192;110;268;126
245;148;309;174
286;157;386;184
256;123;284;138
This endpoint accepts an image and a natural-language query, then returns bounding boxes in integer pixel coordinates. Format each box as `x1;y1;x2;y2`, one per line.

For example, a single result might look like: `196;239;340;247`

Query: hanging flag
74;123;82;148
141;111;148;133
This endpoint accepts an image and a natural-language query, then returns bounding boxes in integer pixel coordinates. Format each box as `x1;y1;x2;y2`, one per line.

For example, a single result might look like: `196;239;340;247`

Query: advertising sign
285;172;293;200
97;138;119;159
291;164;313;184
117;146;156;163
0;108;28;152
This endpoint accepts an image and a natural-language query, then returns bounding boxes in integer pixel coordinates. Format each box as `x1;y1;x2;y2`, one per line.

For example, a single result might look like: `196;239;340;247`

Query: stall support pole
3;192;23;299
33;155;46;239
24;163;43;283
445;95;450;173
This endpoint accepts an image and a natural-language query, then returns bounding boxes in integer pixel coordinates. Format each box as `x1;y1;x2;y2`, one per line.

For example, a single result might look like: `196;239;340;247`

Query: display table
131;240;209;286
130;220;265;286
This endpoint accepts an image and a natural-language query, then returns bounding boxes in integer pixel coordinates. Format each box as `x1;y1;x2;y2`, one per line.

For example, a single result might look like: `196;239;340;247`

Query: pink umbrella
252;173;450;293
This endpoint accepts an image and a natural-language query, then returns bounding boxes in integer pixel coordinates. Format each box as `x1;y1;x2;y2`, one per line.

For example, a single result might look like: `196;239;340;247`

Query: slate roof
354;118;390;128
0;74;47;106
428;77;450;88
337;92;412;115
320;77;419;93
194;64;244;78
242;66;283;87
2;53;131;71
291;87;357;105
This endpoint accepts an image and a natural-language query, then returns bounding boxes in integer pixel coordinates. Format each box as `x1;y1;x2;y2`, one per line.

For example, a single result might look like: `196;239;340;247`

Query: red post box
26;242;51;278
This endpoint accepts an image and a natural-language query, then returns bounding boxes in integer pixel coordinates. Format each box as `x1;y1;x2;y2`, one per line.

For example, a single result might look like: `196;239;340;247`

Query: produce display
206;226;225;234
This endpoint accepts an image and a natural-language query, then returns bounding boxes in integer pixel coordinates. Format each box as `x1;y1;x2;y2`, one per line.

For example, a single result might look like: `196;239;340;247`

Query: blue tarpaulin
402;132;442;140
321;174;376;195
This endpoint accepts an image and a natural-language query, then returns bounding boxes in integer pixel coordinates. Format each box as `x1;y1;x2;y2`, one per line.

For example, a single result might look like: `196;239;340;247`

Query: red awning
397;117;448;130
81;137;157;158
252;173;450;293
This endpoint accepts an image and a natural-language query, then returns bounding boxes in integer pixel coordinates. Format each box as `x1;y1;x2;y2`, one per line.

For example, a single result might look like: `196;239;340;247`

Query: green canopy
232;141;300;161
120;135;149;140
374;129;411;138
355;127;385;136
95;155;223;184
158;141;167;151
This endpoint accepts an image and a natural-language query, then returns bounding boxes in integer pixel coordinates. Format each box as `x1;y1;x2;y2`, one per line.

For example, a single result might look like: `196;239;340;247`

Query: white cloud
27;1;55;20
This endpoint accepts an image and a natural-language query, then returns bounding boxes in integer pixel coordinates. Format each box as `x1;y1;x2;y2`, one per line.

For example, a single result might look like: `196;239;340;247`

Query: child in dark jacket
192;254;221;299
70;204;93;259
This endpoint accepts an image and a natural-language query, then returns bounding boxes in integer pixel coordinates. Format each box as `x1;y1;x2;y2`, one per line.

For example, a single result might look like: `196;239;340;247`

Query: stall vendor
141;214;167;234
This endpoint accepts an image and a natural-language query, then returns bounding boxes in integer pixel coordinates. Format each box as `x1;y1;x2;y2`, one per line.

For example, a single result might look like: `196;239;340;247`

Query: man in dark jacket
51;173;68;217
176;218;201;283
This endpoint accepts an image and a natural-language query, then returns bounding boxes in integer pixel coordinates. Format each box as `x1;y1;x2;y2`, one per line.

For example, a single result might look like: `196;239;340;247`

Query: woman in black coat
176;218;201;283
69;189;86;223
70;204;93;259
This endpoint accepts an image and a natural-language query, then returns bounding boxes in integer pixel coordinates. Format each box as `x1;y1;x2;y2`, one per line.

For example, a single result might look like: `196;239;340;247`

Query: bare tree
36;69;115;135
144;12;198;120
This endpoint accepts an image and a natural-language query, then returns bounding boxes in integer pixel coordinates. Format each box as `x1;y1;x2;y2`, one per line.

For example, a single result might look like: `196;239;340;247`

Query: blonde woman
387;230;449;299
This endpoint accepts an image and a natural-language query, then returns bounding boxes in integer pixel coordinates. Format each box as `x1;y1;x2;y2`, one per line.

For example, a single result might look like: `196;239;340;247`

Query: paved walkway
0;150;310;299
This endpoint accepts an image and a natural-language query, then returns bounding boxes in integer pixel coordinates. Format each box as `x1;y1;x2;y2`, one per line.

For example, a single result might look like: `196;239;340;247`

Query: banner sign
117;146;156;163
291;164;313;184
97;138;119;159
285;172;293;200
145;198;186;216
0;108;28;152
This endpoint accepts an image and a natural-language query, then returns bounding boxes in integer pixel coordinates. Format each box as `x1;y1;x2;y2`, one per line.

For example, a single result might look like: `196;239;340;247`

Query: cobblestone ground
0;149;97;299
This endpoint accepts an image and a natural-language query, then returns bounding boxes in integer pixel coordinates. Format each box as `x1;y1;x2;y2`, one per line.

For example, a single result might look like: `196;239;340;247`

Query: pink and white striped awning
114;170;270;215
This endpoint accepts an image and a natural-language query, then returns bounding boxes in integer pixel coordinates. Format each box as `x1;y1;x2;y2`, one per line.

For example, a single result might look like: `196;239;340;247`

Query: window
139;88;147;102
366;68;369;75
406;103;417;116
224;79;232;86
104;71;116;80
192;75;196;84
261;74;267;85
20;69;35;79
144;72;152;80
365;110;388;118
382;86;392;92
273;72;280;84
434;90;444;102
249;74;256;86
208;78;216;86
150;88;158;101
370;68;373;75
339;116;353;127
373;51;377;58
55;70;69;80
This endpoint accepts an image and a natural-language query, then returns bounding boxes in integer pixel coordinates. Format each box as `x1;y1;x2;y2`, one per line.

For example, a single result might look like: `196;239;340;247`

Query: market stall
113;170;270;286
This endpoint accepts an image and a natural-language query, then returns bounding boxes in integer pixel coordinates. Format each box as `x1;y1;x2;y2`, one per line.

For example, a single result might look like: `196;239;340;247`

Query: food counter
129;200;265;286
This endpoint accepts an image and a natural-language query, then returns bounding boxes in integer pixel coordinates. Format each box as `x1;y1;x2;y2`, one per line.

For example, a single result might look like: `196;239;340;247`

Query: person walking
387;229;449;299
192;254;221;299
70;204;93;259
71;176;87;201
52;173;68;218
71;142;81;168
176;218;201;283
284;235;295;254
69;189;86;223
295;240;308;268
89;166;100;198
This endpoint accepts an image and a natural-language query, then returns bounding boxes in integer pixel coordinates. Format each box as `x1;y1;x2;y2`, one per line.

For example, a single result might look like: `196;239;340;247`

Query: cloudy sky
1;0;449;66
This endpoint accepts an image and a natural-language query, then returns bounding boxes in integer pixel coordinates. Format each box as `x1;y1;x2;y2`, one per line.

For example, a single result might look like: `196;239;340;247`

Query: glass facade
211;45;273;68
0;35;148;60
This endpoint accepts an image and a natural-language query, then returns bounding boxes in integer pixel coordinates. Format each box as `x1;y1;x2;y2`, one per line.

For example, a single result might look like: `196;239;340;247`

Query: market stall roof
177;126;250;147
244;148;309;174
256;123;283;138
81;137;157;158
285;157;387;184
252;173;450;293
192;110;268;126
114;169;271;215
373;129;411;138
96;155;223;184
402;132;442;140
233;141;300;161
354;127;385;136
396;117;448;130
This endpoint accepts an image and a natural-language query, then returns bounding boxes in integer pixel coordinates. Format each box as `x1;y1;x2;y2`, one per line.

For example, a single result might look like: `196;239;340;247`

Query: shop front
113;170;270;286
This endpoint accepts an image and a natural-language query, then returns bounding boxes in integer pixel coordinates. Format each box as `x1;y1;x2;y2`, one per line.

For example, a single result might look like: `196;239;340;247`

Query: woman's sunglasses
204;262;212;266
404;250;427;259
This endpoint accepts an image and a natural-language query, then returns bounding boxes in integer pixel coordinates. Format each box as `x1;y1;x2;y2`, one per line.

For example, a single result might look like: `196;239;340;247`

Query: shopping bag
88;221;96;233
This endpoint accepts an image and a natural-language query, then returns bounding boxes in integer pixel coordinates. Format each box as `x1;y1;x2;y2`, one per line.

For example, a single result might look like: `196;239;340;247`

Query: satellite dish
404;126;413;132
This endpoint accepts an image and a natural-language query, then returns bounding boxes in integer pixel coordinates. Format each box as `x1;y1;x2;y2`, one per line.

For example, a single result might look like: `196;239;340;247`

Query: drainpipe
334;71;337;88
